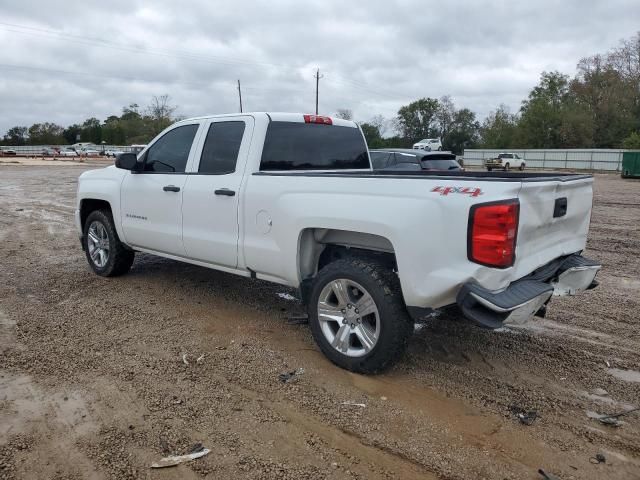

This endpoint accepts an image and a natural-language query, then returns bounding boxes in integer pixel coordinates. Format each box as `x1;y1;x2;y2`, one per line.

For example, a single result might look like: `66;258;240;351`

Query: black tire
487;167;492;172
504;162;510;171
519;163;525;171
437;146;442;151
307;258;413;373
83;209;134;277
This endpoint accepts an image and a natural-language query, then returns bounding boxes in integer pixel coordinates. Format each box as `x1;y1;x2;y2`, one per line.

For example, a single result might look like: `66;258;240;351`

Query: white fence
0;145;134;156
462;149;624;172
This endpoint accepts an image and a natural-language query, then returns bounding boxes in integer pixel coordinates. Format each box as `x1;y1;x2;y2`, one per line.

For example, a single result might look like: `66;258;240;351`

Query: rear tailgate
514;176;594;277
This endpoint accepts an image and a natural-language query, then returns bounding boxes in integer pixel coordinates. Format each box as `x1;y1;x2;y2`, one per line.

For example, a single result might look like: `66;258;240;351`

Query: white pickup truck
75;112;601;373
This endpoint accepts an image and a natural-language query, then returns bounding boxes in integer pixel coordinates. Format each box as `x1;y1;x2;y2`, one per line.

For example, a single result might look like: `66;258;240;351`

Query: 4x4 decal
431;186;483;197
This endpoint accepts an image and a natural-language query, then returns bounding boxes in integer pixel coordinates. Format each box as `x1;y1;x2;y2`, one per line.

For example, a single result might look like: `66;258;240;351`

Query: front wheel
519;163;525;171
83;210;134;277
308;258;413;373
504;162;510;171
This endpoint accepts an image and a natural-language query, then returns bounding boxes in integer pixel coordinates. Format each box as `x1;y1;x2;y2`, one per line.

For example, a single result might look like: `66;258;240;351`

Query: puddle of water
608;368;640;383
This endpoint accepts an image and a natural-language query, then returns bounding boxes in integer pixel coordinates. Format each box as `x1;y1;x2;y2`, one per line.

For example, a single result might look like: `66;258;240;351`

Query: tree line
3;33;640;153
1;95;178;147
353;32;640;152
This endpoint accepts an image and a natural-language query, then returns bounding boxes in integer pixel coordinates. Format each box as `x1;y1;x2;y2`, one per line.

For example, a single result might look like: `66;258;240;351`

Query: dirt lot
1;164;639;480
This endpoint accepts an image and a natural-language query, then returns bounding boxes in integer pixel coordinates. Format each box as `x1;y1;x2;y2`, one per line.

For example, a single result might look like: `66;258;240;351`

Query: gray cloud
0;0;638;136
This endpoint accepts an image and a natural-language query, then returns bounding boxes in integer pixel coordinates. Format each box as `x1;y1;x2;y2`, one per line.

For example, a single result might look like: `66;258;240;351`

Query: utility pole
237;79;243;113
314;68;323;115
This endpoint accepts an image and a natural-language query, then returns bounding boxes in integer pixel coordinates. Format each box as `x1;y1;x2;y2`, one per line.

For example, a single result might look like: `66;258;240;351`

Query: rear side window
198;121;246;174
143;124;198;173
260;122;369;171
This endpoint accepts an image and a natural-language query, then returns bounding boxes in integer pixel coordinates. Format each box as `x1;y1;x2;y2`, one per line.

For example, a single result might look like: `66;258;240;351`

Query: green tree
63;124;82;144
2;126;28;145
396;97;440;142
27;123;64;144
623;131;640;149
480;105;518;148
445;108;480;154
80;117;102;144
517;71;570;148
359;122;383;148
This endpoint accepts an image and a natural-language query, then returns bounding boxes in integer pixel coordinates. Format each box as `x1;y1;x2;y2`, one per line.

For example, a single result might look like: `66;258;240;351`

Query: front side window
143;124;199;173
260;122;369;171
198;121;246;174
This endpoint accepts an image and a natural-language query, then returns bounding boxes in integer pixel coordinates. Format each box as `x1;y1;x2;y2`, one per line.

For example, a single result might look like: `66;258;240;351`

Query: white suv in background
413;138;442;151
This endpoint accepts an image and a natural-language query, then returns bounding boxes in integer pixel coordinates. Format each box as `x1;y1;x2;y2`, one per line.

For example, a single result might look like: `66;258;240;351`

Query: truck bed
254;170;592;182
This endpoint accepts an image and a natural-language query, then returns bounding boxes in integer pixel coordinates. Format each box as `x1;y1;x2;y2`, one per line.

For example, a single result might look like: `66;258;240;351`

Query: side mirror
115;153;139;171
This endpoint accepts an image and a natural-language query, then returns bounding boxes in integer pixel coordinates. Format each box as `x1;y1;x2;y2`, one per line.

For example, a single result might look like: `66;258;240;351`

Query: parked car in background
130;144;147;154
59;148;79;157
371;149;463;172
1;148;17;156
80;147;100;157
42;147;60;156
105;149;125;158
413;138;442;151
485;153;526;171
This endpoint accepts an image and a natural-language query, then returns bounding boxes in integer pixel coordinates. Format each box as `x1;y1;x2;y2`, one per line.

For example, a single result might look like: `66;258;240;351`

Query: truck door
181;117;254;268
120;123;201;255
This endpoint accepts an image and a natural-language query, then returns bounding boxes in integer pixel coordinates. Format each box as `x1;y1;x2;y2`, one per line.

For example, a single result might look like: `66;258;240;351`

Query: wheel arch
80;198;112;229
297;228;398;302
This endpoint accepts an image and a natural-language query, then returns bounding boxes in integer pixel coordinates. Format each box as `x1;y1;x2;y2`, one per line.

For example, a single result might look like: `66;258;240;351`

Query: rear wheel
83;210;134;277
519;163;525;171
308;258;413;373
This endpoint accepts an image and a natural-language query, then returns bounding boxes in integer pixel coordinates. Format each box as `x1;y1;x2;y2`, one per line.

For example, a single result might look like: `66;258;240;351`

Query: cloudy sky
0;0;638;136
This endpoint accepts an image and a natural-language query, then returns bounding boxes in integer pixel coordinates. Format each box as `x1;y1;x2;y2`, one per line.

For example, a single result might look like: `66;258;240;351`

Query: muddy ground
1;164;639;480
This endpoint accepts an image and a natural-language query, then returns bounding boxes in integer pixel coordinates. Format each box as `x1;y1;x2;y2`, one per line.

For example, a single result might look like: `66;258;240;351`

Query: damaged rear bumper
457;254;600;329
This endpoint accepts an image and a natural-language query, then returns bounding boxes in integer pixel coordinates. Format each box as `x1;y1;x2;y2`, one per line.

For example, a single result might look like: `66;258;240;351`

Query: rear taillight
303;114;332;125
468;200;519;268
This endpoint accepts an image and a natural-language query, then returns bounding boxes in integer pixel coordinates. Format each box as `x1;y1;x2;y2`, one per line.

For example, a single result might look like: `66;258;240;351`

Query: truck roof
177;112;359;128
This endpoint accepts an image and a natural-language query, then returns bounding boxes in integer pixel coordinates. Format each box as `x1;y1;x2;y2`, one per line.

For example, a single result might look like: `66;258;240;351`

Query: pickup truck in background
485;152;526;171
75;113;600;373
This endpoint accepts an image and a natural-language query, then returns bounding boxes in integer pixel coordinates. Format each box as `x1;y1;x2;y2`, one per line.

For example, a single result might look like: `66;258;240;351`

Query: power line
0;21;403;103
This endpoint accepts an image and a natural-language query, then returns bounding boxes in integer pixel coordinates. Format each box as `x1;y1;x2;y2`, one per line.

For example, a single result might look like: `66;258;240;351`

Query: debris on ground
279;368;304;383
277;292;297;301
182;353;189;365
589;453;606;464
594;406;640;427
509;405;538;425
286;314;309;325
538;468;562;480
150;445;210;468
196;354;205;364
341;401;366;408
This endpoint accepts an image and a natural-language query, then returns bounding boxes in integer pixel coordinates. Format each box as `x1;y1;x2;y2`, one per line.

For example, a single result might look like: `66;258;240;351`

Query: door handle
214;189;236;196
163;185;180;192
